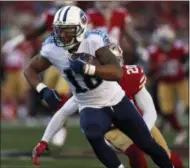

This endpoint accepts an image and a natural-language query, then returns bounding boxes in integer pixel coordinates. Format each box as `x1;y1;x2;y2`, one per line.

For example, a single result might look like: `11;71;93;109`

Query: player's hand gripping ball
69;53;100;74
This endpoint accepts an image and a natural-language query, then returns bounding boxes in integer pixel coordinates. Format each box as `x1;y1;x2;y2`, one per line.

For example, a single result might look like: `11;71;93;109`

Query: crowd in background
0;1;189;126
1;1;189;44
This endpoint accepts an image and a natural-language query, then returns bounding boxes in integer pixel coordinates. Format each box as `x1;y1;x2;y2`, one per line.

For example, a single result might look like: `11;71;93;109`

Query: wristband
36;83;47;93
84;64;96;76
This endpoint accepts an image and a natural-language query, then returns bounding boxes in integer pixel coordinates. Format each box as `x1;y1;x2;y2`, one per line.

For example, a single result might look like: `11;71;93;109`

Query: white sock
41;109;68;142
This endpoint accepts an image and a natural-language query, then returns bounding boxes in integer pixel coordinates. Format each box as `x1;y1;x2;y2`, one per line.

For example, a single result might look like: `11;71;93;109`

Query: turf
1;122;189;168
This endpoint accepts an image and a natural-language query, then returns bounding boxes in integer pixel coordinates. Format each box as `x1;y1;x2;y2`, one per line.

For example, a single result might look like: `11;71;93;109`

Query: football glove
69;53;96;76
69;58;85;73
32;141;49;165
36;83;62;109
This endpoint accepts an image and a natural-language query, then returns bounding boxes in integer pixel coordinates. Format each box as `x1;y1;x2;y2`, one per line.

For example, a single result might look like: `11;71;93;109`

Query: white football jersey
40;29;125;110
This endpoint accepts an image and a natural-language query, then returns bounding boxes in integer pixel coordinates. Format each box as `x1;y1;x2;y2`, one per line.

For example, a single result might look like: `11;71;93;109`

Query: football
71;53;100;65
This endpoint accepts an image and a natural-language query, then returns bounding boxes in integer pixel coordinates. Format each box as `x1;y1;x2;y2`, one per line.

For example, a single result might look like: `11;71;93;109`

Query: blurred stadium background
0;1;189;168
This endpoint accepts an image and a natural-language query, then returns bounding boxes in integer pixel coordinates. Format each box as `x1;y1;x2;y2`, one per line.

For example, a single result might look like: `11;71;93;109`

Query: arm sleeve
41;96;78;142
134;86;157;131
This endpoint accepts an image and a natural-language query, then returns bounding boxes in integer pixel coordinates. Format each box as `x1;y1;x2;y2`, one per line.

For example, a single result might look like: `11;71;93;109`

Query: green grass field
1;118;189;168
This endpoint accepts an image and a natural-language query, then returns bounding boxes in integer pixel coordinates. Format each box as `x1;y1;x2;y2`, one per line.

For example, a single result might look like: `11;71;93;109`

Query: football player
1;1;75;147
86;2;148;64
32;43;183;168
148;25;188;145
24;6;173;168
1;42;31;121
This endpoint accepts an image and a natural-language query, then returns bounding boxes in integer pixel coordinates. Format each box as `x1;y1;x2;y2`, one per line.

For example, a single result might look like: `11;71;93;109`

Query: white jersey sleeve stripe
139;79;146;89
140;75;146;83
139;75;147;89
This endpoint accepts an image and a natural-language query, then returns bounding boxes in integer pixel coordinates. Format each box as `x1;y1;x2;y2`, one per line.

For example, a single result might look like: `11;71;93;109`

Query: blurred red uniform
41;8;55;32
1;42;33;120
120;65;146;100
105;65;183;168
149;40;187;82
148;39;188;145
148;40;188;114
87;7;131;45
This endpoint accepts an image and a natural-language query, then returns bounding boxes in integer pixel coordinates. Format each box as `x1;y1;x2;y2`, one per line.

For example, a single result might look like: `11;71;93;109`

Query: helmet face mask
53;24;84;48
52;6;87;50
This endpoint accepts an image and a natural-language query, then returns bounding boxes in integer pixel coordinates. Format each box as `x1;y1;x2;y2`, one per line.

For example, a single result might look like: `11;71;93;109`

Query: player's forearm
24;65;42;90
94;64;123;81
94;46;123;81
134;87;157;130
24;55;51;90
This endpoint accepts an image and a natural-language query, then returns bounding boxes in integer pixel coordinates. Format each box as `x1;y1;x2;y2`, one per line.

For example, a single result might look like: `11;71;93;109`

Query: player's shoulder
42;35;55;47
40;35;57;57
84;29;110;46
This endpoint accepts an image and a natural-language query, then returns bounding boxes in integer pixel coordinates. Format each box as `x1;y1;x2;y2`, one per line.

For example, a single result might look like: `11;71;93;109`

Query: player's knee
83;124;103;139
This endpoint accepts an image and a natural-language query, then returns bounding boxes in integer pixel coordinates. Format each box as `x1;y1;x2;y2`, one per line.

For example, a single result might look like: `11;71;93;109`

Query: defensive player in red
86;2;148;63
32;43;183;168
148;25;189;145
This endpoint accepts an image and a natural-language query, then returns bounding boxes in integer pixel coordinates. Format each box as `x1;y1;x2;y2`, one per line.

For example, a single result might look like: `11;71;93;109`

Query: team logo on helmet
80;10;87;25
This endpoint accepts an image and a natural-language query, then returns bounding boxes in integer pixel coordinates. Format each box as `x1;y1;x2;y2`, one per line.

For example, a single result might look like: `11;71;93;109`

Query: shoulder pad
40;35;55;57
42;35;54;47
85;29;110;46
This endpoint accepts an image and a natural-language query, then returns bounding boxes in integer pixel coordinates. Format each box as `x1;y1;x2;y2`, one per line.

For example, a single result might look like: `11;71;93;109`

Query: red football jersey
148;40;187;82
86;8;130;45
119;65;146;115
119;65;146;99
42;8;55;31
